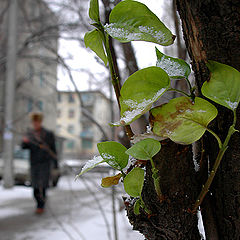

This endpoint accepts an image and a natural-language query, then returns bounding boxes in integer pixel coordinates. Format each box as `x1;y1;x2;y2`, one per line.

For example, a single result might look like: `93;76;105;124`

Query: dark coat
22;128;58;189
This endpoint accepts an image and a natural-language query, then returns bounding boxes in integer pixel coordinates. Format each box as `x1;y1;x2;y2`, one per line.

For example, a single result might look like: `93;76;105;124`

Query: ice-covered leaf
124;167;145;197
84;29;108;66
126;139;161;160
75;156;105;178
112;67;170;126
104;0;174;46
97;141;129;170
89;0;100;23
156;48;191;79
133;199;141;215
101;173;122;188
202;61;240;111
150;97;218;144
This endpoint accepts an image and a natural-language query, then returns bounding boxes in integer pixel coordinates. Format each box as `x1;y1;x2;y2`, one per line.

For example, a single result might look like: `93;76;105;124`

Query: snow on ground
0;174;144;240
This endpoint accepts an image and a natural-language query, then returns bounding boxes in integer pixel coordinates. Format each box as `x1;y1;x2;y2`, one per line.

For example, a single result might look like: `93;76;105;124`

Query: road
0;174;144;240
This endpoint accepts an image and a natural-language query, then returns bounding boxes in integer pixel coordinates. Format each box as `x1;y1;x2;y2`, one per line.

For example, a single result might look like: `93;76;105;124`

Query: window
27;99;33;113
67;125;74;134
68;94;74;103
82;139;93;149
68;109;75;118
82;93;93;104
37;101;43;111
81;123;92;132
66;140;75;149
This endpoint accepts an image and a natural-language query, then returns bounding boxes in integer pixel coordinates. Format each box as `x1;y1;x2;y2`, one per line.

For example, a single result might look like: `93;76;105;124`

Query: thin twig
192;110;237;212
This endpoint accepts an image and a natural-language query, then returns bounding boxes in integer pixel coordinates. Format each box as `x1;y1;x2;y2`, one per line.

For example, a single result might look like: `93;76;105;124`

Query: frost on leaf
105;0;175;46
111;67;170;126
156;48;191;79
101;153;119;170
105;24;170;45
75;156;104;178
97;141;129;170
113;88;167;126
202;60;240;111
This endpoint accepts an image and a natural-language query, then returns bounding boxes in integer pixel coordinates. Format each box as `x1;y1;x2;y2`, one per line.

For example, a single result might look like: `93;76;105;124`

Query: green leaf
155;47;191;79
126;139;161;160
124;167;145;197
75;156;105;178
84;29;108;66
202;61;240;111
133;199;141;215
150;96;218;144
101;173;122;188
97;141;129;170
104;0;175;46
112;67;170;126
89;0;100;23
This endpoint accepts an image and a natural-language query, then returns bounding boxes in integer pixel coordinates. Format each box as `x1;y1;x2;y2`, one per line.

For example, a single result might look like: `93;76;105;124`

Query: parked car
0;148;60;187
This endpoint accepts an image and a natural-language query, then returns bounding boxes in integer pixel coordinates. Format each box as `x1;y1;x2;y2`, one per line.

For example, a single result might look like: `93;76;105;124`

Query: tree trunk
125;140;200;240
176;0;240;239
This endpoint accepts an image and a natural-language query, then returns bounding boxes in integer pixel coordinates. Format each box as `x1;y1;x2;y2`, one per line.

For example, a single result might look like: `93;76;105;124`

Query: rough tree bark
176;0;240;239
126;141;200;240
124;1;240;240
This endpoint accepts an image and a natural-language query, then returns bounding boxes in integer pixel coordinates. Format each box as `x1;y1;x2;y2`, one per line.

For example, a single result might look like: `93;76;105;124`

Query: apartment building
57;91;111;159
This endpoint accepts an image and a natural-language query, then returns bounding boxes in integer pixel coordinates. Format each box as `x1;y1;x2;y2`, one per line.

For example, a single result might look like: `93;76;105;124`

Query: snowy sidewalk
0;174;144;240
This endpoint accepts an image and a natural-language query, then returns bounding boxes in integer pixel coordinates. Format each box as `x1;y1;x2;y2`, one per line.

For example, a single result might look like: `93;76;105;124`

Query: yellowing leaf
101;173;122;188
150;97;218;144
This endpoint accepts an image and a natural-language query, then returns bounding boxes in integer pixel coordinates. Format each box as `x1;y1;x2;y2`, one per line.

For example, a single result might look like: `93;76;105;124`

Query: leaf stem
121;170;126;178
192;147;227;212
140;195;151;214
181;116;223;149
99;25;134;139
168;88;191;98
150;158;163;200
206;128;223;149
192;109;237;212
185;77;192;92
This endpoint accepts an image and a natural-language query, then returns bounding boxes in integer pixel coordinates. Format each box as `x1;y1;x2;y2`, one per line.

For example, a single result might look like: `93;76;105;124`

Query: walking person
22;112;58;214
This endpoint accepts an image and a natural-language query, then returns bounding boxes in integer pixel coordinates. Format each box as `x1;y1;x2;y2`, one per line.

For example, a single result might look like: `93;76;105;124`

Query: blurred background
0;0;190;239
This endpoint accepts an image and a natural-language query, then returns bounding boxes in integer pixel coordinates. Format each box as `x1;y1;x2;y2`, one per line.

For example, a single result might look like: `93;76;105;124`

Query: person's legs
33;188;46;210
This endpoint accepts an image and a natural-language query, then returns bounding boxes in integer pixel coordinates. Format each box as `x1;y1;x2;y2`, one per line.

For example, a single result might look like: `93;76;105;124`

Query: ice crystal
105;24;168;44
80;156;104;175
225;100;238;110
157;55;185;77
119;88;167;125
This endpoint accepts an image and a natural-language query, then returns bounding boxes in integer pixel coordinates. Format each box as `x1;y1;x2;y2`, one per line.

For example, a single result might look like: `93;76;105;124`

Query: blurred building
57;91;111;159
0;0;59;151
